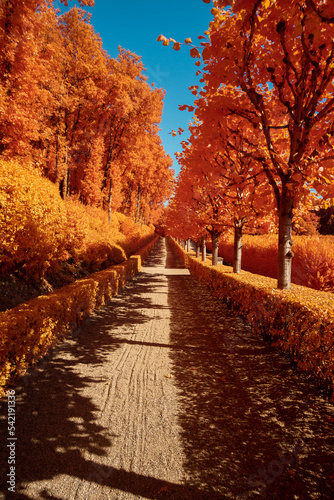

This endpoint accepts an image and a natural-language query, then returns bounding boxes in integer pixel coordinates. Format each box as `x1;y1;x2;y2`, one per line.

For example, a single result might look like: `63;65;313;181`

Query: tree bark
61;111;69;199
196;241;201;258
277;192;294;290
186;239;190;252
103;124;116;213
212;231;219;266
233;223;243;273
61;159;69;199
135;185;141;223
103;124;114;192
124;184;133;215
108;179;113;224
202;236;207;262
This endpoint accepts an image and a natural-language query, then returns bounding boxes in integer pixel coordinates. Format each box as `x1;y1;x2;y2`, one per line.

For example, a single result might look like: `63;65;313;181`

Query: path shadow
165;238;334;499
0;239;208;499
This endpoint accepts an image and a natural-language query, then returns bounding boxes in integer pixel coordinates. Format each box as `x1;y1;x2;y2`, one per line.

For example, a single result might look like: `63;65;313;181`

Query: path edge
0;235;160;395
168;237;334;400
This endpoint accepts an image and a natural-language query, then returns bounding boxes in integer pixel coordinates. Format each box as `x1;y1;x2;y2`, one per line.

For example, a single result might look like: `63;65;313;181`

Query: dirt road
0;237;333;499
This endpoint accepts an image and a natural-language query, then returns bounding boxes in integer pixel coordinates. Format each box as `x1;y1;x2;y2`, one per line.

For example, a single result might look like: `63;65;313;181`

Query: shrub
171;238;334;394
0;160;155;282
213;234;334;292
0;236;159;395
0;159;69;279
292;236;334;292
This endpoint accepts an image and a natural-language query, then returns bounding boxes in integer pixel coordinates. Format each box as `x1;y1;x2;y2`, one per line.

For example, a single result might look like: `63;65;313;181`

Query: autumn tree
189;103;275;272
0;0;174;227
203;0;334;289
160;0;334;289
50;6;108;199
171;138;231;266
95;48;170;222
0;0;94;161
170;109;274;271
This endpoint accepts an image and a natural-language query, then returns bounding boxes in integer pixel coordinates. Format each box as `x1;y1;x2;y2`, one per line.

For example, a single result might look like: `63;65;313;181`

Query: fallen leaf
165;374;175;379
158;485;169;494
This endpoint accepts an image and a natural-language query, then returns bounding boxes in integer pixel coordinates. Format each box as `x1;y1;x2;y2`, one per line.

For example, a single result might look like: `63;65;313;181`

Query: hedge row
0;159;156;281
170;238;334;396
206;234;334;292
0;236;159;395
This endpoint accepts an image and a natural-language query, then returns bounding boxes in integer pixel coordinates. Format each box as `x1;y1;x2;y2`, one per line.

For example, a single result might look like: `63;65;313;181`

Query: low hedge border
0;235;159;395
170;237;334;397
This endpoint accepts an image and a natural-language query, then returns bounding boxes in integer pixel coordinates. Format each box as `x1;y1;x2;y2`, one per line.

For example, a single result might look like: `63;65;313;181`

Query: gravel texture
0;237;333;499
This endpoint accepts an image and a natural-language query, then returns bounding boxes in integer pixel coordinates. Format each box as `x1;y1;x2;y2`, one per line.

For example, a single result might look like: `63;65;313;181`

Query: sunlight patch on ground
142;266;190;276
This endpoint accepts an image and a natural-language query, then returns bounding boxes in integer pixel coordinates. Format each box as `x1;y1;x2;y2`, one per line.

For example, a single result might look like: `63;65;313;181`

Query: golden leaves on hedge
172;238;334;389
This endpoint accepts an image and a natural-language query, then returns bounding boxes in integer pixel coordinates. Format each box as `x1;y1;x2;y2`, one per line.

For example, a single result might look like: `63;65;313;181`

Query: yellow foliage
0;159;156;279
172;238;334;390
0;237;159;394
0;159;69;278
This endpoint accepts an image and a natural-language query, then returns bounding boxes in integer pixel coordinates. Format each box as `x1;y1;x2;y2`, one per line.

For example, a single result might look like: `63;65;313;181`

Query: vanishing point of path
0;237;333;499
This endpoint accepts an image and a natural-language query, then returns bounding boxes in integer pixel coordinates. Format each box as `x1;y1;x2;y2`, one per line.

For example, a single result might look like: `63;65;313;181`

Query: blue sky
55;0;214;177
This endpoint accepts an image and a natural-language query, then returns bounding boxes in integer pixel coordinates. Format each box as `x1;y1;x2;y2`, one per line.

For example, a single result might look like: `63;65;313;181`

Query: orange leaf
190;48;201;58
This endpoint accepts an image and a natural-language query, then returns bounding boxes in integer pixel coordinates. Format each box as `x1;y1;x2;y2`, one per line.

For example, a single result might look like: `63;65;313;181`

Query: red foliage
214;234;334;292
0;3;173;224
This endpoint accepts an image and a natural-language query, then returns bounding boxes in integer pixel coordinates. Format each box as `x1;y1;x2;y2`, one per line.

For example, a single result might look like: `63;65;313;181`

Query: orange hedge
170;238;334;395
209;234;334;292
0;159;156;280
0;236;159;395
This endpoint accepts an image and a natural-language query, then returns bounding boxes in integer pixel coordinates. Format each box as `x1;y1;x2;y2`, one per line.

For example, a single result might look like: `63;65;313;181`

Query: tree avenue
0;0;174;227
161;0;334;290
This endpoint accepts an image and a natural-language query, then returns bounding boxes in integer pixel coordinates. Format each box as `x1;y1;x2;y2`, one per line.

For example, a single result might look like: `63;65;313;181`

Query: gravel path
0;237;333;499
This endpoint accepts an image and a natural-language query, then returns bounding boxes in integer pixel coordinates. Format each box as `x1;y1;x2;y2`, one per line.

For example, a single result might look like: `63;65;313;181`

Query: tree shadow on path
165;238;334;499
0;238;333;500
0;241;209;499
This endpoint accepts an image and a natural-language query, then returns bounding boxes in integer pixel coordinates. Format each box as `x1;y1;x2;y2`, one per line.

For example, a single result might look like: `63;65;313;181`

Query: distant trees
0;1;173;225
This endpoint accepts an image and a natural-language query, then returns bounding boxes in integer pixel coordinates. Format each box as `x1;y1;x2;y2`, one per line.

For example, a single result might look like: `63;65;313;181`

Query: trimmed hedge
0;236;159;395
207;234;334;292
170;238;334;395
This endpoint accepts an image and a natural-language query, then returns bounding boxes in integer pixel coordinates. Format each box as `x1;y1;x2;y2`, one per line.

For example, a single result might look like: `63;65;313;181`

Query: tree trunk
61;161;69;199
108;179;113;224
102;125;114;213
202;236;207;262
186;239;190;252
55;132;60;181
212;231;219;266
123;184;133;214
233;223;243;273
61;112;69;199
277;193;294;290
196;241;201;258
135;185;141;223
139;192;147;224
66;167;71;197
103;125;114;191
